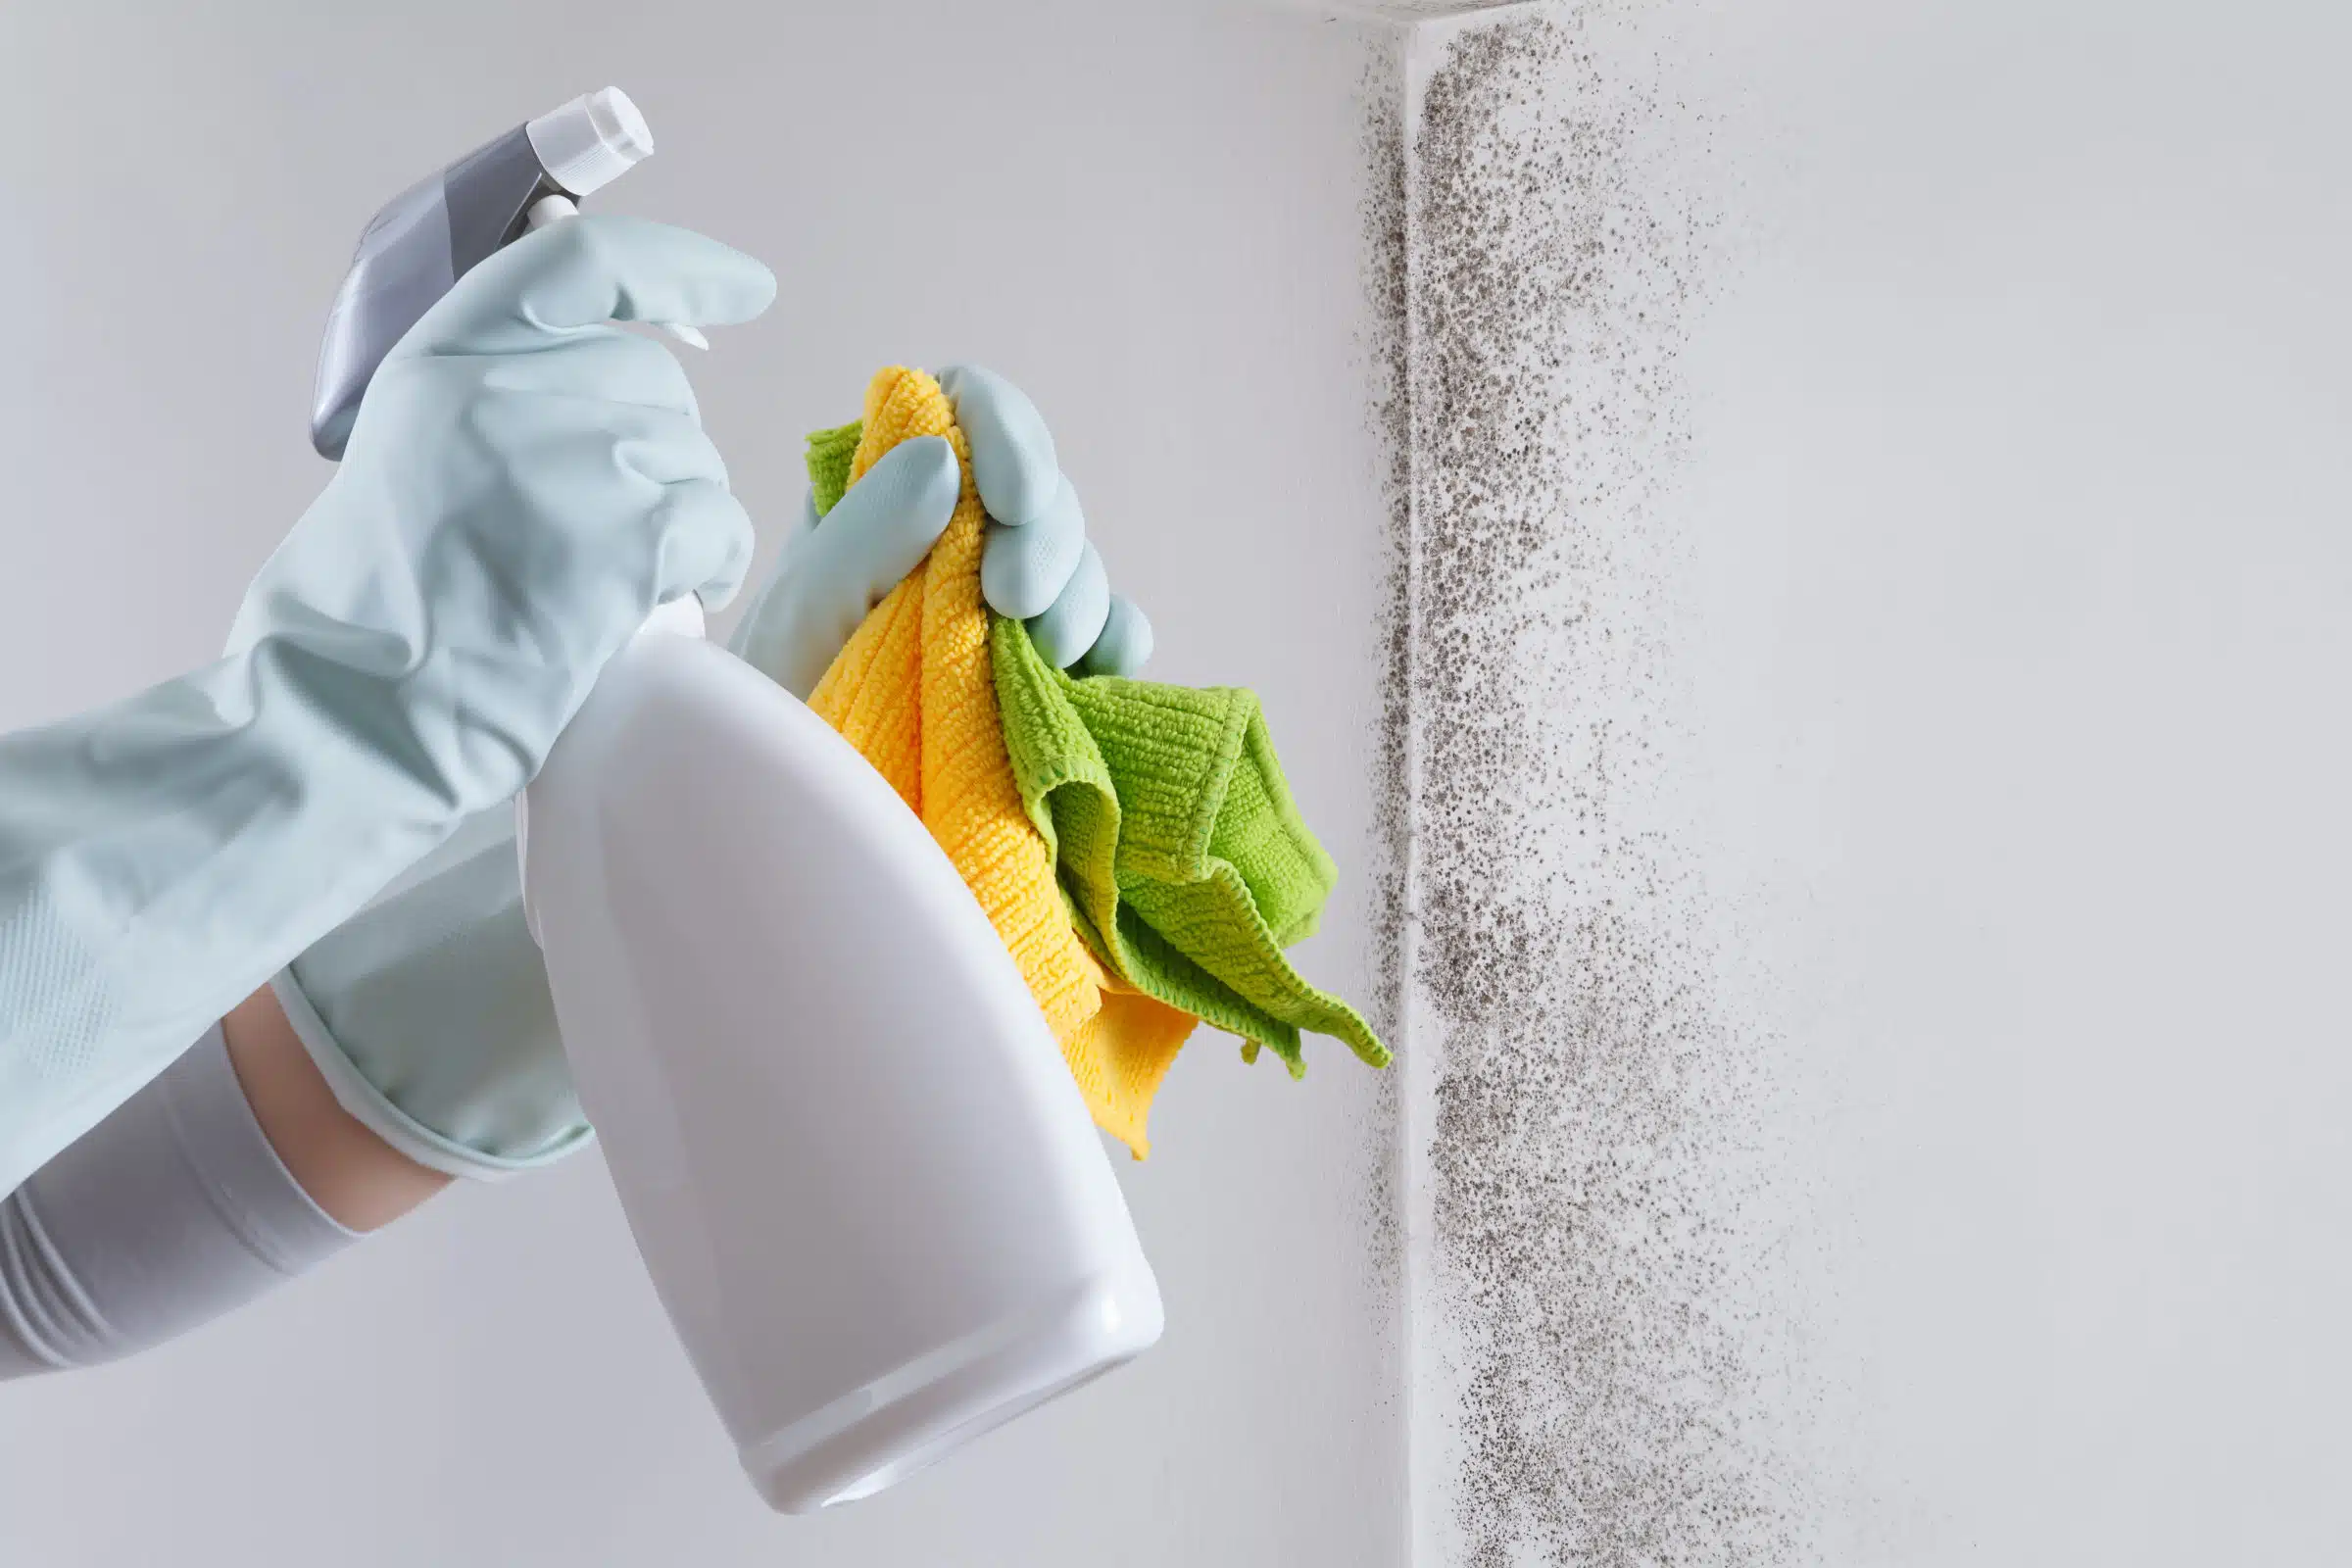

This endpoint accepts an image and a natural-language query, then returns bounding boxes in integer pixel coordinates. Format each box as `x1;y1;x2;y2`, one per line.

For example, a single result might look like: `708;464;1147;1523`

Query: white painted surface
1396;1;2352;1561
0;4;1400;1563
5;0;2345;1560
1688;5;2352;1556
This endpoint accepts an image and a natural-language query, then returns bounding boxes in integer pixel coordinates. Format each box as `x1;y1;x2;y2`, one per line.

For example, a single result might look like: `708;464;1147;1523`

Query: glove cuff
270;971;593;1182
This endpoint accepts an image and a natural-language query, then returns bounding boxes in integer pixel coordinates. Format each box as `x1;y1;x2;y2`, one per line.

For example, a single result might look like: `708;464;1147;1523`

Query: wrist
220;987;452;1232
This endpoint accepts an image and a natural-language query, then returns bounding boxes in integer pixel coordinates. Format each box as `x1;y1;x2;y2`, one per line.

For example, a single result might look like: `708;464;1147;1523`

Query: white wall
1395;3;2352;1563
7;0;2347;1562
0;3;1403;1563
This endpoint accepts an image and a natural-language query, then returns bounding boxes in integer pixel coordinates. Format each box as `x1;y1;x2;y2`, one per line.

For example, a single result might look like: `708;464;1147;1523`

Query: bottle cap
526;86;654;198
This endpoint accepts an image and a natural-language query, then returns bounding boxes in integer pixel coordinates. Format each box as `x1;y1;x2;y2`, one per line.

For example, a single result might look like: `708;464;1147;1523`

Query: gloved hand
0;215;774;1197
233;214;772;760
276;365;1152;1177
730;364;1154;698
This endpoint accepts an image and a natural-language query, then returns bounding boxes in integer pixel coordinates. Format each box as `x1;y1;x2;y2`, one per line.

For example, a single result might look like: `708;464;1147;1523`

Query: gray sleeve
0;1023;359;1379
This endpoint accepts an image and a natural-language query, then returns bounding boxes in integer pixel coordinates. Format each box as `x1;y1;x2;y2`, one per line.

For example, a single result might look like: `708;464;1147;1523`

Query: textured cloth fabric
806;368;1196;1156
807;370;1388;1151
991;614;1388;1076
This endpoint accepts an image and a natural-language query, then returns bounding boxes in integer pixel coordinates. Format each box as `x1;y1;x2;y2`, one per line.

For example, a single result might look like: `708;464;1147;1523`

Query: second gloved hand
279;366;1152;1176
731;364;1153;697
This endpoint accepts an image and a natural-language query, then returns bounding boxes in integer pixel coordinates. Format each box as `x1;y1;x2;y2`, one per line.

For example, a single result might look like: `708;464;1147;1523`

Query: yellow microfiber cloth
806;368;1197;1156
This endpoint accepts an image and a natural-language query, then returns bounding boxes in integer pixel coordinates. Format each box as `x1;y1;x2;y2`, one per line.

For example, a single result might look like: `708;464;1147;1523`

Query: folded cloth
991;613;1388;1077
805;368;1197;1156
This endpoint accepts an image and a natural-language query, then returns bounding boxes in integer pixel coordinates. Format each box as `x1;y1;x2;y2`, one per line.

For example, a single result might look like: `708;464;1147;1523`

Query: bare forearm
0;989;458;1379
220;987;450;1232
0;1014;349;1378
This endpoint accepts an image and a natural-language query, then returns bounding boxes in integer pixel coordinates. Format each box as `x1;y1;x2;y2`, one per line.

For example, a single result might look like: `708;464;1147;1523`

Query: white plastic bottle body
518;619;1163;1512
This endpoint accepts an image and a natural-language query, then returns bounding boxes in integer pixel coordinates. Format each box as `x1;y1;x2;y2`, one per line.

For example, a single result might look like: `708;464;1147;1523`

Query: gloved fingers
810;436;960;556
806;438;961;613
605;403;732;491
555;404;750;609
1025;541;1112;669
399;215;776;360
939;365;1059;526
648;476;757;612
981;478;1086;620
731;574;852;700
482;328;702;418
729;439;960;700
1076;595;1154;678
467;392;727;495
722;494;820;693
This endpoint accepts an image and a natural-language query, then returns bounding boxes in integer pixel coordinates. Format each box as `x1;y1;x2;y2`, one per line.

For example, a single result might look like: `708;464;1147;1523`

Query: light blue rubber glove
276;367;1152;1177
274;808;577;1176
0;215;773;1197
731;364;1155;698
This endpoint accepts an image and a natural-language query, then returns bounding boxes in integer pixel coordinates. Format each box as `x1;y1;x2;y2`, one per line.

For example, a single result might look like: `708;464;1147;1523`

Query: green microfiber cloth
992;618;1387;1075
806;418;1386;1077
806;419;863;515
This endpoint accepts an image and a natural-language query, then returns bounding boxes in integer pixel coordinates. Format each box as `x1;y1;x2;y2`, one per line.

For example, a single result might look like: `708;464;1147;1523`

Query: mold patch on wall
1383;9;1809;1562
1362;15;1413;1168
1300;0;1538;19
1352;26;1416;1550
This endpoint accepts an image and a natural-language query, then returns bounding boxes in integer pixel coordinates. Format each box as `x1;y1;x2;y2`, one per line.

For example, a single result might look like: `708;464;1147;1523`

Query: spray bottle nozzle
310;85;684;458
525;87;654;197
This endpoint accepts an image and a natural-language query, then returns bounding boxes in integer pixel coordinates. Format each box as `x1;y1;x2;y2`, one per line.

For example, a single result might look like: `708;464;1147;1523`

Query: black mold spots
1386;12;1802;1564
1365;31;1414;1069
1356;17;1414;1468
1370;1;1541;16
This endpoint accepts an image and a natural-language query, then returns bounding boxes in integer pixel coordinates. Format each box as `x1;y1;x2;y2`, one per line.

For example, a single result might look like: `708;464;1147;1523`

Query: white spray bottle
312;87;1162;1513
